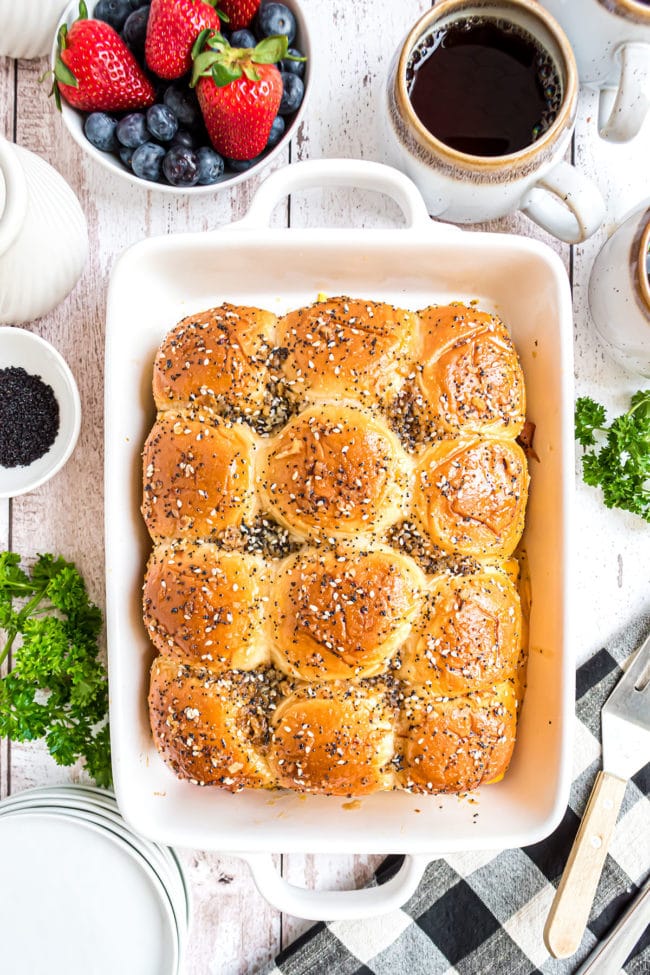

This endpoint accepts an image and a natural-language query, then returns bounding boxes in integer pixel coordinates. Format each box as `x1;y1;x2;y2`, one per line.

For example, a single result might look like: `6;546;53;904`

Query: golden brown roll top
416;303;526;439
152;304;276;417
401;566;523;696
397;681;517;793
260;403;411;540
271;544;425;680
142;411;257;542
278;297;419;405
149;656;277;790
414;437;529;558
143;543;269;671
268;681;395;795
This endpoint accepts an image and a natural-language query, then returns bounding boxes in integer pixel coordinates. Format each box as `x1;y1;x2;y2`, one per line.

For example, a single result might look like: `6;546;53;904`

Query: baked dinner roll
271;544;425;680
278;297;418;405
397;681;517;793
401;567;522;695
416;304;526;439
149;656;276;790
142;411;257;542
414;437;529;558
152;304;276;417
143;543;270;671
261;404;410;539
268;681;395;795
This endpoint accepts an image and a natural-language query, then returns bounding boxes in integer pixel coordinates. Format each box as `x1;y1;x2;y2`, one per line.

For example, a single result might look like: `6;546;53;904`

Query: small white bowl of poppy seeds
0;328;81;498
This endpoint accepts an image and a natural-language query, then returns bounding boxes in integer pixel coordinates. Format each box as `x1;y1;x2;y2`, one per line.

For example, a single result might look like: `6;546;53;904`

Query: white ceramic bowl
52;0;312;196
0;327;81;498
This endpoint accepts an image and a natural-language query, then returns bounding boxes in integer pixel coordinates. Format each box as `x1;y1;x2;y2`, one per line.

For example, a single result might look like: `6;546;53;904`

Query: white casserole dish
105;159;575;920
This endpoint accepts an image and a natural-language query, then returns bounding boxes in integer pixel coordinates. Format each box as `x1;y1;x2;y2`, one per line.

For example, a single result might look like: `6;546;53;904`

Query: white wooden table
1;2;649;972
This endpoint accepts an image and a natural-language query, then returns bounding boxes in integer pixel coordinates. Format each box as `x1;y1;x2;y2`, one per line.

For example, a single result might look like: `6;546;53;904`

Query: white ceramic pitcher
0;0;70;59
0;138;88;324
541;0;650;142
589;205;650;376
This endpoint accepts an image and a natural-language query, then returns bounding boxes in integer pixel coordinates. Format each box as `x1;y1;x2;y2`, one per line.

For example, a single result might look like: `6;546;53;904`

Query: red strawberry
191;33;286;159
54;1;155;112
218;0;261;31
146;0;221;80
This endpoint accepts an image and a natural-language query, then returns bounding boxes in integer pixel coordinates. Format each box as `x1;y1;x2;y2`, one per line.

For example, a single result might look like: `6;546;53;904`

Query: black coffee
406;17;562;156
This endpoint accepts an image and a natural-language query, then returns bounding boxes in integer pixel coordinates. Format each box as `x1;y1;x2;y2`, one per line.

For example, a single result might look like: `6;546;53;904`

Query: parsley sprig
575;390;650;522
0;552;111;787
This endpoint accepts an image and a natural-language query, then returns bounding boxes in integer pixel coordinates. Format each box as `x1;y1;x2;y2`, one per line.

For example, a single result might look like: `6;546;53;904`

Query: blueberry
94;0;132;31
122;5;149;55
256;3;296;43
196;146;225;184
163;86;201;129
226;156;261;172
266;114;285;148
172;129;196;149
230;29;256;48
116;112;148;148
128;0;149;8
163;146;200;187
84;112;118;152
132;142;166;181
147;104;178;142
278;73;304;115
152;77;172;103
281;48;305;77
119;145;135;168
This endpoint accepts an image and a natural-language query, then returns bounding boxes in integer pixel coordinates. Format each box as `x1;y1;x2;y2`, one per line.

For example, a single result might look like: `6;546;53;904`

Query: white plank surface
571;87;650;659
0;2;649;973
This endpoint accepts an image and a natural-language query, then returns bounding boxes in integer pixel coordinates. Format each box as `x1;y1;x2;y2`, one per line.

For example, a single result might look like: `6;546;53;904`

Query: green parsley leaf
575;396;607;446
0;553;111;786
575;390;650;522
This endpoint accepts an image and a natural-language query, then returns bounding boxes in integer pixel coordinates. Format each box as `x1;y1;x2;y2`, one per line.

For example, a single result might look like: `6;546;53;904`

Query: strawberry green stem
191;32;290;88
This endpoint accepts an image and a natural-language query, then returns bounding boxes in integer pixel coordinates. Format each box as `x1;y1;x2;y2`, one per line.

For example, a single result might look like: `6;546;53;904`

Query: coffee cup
382;0;605;243
588;205;650;376
540;0;650;143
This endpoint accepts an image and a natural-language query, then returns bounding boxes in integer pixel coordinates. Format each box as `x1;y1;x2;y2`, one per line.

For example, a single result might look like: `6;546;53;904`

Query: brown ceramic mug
382;0;606;242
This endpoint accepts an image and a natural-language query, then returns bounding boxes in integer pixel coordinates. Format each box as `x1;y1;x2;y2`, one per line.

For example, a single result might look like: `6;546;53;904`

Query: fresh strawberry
145;0;221;80
54;1;155;112
191;32;286;159
218;0;260;31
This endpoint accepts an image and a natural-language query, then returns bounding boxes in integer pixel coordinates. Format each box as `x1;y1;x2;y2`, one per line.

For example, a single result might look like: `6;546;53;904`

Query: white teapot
0;0;69;59
0;138;88;324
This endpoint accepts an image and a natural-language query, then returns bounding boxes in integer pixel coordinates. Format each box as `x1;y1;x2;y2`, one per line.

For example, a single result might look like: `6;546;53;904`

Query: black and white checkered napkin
261;617;650;975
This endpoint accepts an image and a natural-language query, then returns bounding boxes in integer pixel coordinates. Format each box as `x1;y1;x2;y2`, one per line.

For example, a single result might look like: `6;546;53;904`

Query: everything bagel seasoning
0;366;60;468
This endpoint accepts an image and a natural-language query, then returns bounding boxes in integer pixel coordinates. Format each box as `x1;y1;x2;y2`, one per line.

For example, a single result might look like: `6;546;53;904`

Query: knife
574;874;650;975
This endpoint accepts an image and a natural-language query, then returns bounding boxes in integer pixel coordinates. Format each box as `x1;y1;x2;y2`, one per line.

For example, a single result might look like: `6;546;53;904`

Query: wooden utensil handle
544;771;627;959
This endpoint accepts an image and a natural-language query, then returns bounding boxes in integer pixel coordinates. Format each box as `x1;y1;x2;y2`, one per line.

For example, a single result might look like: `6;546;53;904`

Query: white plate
104;159;575;918
0;791;190;929
0;810;180;975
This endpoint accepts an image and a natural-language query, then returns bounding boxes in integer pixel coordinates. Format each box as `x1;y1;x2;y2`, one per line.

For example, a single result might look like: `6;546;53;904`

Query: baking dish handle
235;158;455;233
239;852;431;920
